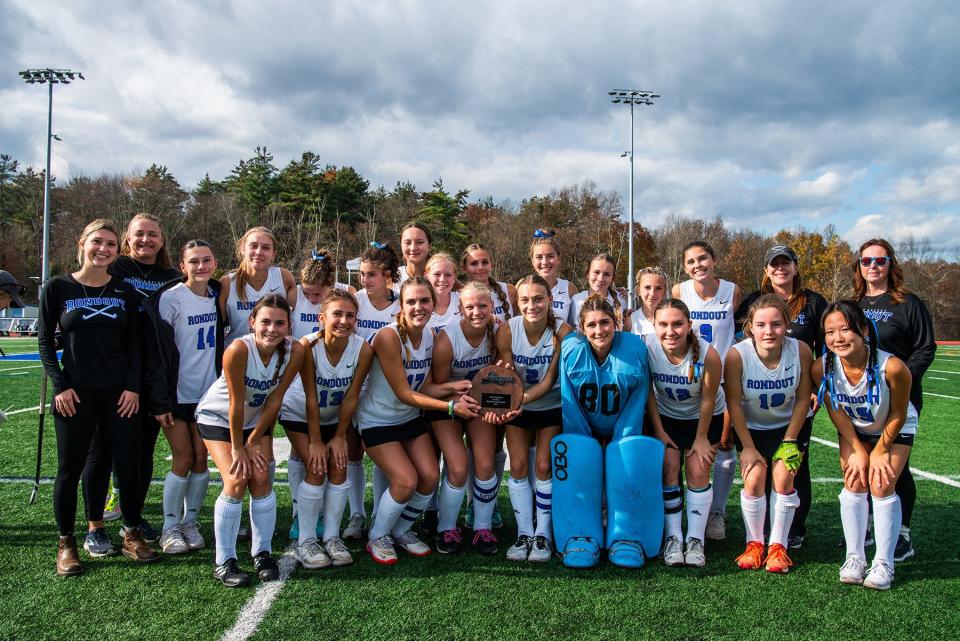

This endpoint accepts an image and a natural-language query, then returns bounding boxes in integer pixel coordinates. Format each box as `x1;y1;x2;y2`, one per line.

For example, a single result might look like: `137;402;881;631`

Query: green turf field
1;337;958;641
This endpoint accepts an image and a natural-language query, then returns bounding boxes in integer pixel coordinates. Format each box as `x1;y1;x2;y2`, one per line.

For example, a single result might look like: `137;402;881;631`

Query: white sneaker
366;535;398;565
705;512;726;541
180;521;205;550
839;555;868;585
159;527;189;555
506;535;532;562
663;536;684;567
297;538;332;569
528;535;553;563
392;530;432;557
684;537;706;567
863;560;895;591
343;513;365;540
324;537;354;566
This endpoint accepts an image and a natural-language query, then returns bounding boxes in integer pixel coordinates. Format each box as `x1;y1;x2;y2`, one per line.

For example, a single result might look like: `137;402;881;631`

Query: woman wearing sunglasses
853;239;935;562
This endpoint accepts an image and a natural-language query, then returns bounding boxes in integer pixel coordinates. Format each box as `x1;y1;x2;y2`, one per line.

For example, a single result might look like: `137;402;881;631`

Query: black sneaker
421;509;439;533
837;527;874;549
437;528;463;555
83;527;117;557
472;528;499;556
213;558;251;588
893;534;915;562
253;551;280;581
788;534;804;550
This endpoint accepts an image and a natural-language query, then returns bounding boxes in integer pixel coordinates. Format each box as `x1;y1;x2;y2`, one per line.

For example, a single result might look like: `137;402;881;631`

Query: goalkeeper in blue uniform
554;294;664;568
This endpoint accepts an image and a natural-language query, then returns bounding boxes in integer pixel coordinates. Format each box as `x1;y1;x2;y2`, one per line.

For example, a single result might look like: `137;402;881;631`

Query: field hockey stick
29;370;48;505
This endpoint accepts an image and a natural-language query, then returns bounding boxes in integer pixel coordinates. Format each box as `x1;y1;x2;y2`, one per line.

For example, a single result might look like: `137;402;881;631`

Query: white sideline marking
929;377;949;381
811;436;960;489
0;365;41;372
929;369;960;375
219;544;298;641
7;405;40;416
925;392;960;400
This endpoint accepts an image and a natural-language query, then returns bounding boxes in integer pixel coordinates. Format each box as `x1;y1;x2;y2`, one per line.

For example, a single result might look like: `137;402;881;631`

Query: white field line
0;364;41;372
219;544;298;641
925;392;960;400
7;405;40;416
929;377;949;381
929;369;960;375
810;436;960;489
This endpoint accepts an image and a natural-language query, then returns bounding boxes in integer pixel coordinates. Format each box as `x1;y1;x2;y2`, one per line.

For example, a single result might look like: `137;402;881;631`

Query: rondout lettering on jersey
65;297;126;312
404;357;432;369
299;312;318;324
835;391;880;405
317;375;353;388
690;310;728;320
746;377;795;390
653;372;690;385
124;276;163;292
188;312;218;325
453;355;490;370
245;376;277;391
862;309;894;323
236;301;256;311
514;353;553;366
357;318;389;330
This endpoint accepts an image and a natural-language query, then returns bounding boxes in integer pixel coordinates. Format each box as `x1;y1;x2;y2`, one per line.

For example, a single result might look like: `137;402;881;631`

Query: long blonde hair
458;280;499;365
396;276;437;362
121;213;172;269
234;227;278;301
77;219;121;267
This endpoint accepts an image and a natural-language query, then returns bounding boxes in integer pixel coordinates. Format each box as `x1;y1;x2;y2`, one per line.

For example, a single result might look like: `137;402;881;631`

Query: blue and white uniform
645;334;725;421
427;292;460;335
224;266;286;346
443;320;494;383
357;324;433;429
510;315;562;412
355;289;399;344
631;314;656;338
158;282;219;404
734;336;801;431
490;280;513;322
568;290;628;332
290;282;350;339
827;350;918;438
550;279;573;319
678;279;736;361
280;332;365;425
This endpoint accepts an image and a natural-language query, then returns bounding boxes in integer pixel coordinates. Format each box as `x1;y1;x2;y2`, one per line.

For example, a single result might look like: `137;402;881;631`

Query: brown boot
122;527;161;563
57;534;84;576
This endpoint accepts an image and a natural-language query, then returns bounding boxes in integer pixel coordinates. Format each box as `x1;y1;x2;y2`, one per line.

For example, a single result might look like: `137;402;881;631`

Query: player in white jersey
425;253;461;335
220;227;296;346
461;243;518;323
525;229;578;321
195;295;304;587
360;277;480;565
568;254;631;332
631;267;668;338
398;221;433;286
725;294;812;575
815;301;915;590
672;240;743;542
503;275;572;563
644;299;725;568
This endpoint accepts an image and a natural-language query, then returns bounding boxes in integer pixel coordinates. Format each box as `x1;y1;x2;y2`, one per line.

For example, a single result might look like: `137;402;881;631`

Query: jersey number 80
578;383;621;416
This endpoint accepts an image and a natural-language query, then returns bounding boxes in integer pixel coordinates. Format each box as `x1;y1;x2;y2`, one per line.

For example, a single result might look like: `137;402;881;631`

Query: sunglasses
859;256;890;267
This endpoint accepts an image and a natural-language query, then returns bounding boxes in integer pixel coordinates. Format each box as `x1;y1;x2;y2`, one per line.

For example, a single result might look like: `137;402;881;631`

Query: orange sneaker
736;541;765;570
765;543;793;574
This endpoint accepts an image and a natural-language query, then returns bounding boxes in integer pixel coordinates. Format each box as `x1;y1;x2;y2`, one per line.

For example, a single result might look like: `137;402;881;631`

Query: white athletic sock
839;488;869;562
685;484;713;543
508;476;533;537
297;481;325;546
182;471;209;524
534;478;553;540
495;448;507;482
769;491;799;548
711;449;736;515
663;485;683;540
438;477;466;533
392;491;431;537
213;493;242;565
347;461;367;518
872;493;901;565
740;490;766;543
473;474;499;531
288;458;306;519
369;489;408;541
249;491;277;557
162;472;188;532
372;464;388;515
899;524;910;540
322;479;350;542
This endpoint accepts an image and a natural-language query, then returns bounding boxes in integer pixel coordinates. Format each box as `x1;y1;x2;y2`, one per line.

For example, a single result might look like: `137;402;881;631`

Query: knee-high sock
740;490;766;543
711;449;737;515
769;491;799;548
895;465;915;528
162;472;188;532
473;474;499;531
297;481;325;546
534;478;553;540
392;491;431;537
250;491;277;557
182;471;209;525
288;458;306;519
213;493;242;565
686;484;713;543
438;477;466;533
347;461;366;518
663;485;683;540
372;465;388;515
322;479;350;542
839;488;869;562
368;490;407;541
508;476;533;537
872;493;901;565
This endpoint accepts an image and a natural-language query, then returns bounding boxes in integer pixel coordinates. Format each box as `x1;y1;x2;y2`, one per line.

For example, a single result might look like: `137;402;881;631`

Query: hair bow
370;241;388;250
533;229;555;239
311;250;327;262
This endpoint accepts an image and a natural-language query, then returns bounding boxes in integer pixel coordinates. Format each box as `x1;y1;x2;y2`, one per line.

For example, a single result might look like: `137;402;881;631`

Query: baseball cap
0;270;26;308
764;245;798;266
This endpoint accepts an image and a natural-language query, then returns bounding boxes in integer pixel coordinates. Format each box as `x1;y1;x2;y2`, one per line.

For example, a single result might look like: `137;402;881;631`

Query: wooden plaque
469;365;523;417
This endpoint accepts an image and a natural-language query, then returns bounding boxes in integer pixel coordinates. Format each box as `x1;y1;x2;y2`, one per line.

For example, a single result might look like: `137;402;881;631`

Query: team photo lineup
19;213;934;593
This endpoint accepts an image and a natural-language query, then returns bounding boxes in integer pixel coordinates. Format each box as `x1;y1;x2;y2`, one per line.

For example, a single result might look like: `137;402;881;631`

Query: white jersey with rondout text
281;332;365;425
550;278;572;319
195;334;291;430
443;320;494;383
645;334;726;421
427;292;461;335
354;289;400;344
158;282;219;404
290;283;351;340
357;324;433;429
827;349;918;437
631;314;656;338
567;290;628;332
679;278;736;361
510;315;562;411
734;336;801;431
224;266;286;346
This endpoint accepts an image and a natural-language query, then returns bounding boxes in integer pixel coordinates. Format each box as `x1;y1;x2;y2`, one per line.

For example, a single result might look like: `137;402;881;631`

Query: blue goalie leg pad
562;537;601;568
551;433;604;556
609;540;646;568
605;435;665;556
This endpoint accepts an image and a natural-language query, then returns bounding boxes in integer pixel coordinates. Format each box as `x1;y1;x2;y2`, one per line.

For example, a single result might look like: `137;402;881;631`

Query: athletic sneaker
159;527;189;555
736;541;765;570
252;551;280;581
528;535;553;563
472;528;498;556
213;558;251;588
662;536;684;567
180;521;205;550
420;509;439;534
492;503;503;529
684;538;706;567
839;555;869;585
506;535;532;562
863;560;895;591
366;535;398;565
323;538;354;566
788;533;805;550
83;527;117;557
103;482;122;522
343;513;365;540
705;512;726;541
437;528;463;555
296;538;332;569
288;514;324;541
393;530;432;557
464;503;474;530
893;534;915;562
764;543;793;574
836;527;874;549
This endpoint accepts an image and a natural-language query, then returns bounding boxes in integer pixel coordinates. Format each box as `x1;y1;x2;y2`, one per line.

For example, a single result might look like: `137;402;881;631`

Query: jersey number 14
196;326;216;350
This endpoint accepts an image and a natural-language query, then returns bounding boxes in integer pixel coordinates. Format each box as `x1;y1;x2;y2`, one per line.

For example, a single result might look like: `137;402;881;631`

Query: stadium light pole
608;89;658;307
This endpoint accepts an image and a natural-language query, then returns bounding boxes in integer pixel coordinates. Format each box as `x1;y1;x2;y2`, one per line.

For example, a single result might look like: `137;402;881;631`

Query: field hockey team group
38;214;934;591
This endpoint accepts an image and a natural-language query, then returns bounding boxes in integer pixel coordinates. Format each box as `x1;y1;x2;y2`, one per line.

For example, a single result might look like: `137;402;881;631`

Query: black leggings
54;387;143;535
84;411;160;522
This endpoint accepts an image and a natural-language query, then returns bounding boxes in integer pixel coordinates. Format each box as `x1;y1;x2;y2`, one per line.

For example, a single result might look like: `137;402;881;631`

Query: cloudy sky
2;1;959;247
